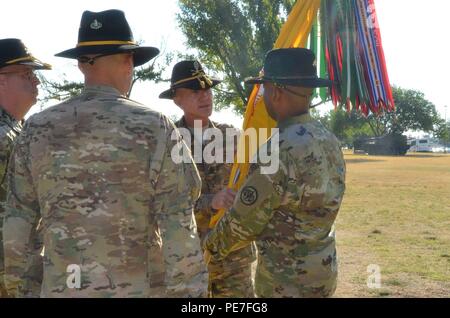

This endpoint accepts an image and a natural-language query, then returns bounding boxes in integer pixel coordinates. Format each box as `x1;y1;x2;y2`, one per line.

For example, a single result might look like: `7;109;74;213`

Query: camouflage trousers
1;272;7;298
208;245;256;298
196;212;256;298
0;221;43;298
1;221;6;297
0;262;43;298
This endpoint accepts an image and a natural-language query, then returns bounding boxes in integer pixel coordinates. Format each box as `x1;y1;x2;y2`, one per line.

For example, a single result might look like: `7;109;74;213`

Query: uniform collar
83;85;124;97
178;116;216;129
277;112;312;129
0;105;19;125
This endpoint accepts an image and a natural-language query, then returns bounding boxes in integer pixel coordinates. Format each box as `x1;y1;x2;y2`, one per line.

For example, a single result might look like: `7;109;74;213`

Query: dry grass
334;152;450;298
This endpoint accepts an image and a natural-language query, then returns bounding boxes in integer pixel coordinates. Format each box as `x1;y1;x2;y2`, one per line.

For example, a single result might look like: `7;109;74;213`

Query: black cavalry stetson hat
159;60;221;99
245;48;331;88
55;9;159;67
0;38;51;70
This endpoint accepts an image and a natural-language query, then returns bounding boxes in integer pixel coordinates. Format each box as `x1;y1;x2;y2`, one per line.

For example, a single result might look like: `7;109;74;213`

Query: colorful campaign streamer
319;0;394;115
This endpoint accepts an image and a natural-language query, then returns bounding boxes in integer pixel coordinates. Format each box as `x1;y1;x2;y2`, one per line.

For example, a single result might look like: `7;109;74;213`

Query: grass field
334;152;450;298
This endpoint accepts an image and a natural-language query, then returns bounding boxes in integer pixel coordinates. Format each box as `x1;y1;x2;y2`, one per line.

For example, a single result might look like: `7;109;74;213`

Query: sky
1;0;449;129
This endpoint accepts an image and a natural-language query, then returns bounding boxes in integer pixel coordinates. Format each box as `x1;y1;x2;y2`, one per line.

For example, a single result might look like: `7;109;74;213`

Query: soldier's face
173;88;213;120
263;83;279;120
0;65;40;113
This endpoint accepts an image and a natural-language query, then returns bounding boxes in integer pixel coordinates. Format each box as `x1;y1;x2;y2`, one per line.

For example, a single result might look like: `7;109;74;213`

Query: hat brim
159;79;222;100
55;44;159;67
245;76;332;88
4;56;52;70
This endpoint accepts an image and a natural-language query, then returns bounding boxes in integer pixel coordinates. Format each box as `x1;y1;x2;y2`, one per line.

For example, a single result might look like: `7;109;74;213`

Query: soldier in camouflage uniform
204;48;346;297
160;60;256;298
0;38;51;297
3;10;207;298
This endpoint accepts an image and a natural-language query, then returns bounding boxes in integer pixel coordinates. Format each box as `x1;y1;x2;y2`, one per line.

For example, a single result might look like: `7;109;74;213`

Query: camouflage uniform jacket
176;117;256;297
0;107;22;296
205;113;346;297
3;85;208;298
174;117;239;240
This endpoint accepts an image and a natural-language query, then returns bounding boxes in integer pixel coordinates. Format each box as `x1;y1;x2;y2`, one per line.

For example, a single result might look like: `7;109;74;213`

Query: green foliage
386;86;439;134
434;119;450;145
327;108;373;146
364;87;439;136
38;74;84;103
310;107;330;129
177;0;295;115
319;87;442;145
129;52;174;95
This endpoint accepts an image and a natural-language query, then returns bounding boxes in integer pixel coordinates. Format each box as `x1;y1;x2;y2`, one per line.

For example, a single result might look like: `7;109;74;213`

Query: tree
310;107;330;130
177;0;295;115
38;76;84;105
327;108;372;146
434;119;450;146
364;87;440;136
321;87;442;147
129;52;173;95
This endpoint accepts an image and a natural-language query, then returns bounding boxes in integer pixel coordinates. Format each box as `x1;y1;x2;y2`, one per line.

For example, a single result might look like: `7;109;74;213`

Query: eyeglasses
0;69;38;81
78;52;134;65
273;82;310;99
78;52;117;65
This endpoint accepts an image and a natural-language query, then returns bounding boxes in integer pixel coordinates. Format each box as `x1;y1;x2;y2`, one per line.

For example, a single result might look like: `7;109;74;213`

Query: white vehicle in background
408;138;443;152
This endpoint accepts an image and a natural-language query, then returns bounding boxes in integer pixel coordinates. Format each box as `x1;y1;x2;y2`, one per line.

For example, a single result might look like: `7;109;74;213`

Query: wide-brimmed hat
0;38;51;70
245;48;332;88
159;60;221;99
55;9;159;67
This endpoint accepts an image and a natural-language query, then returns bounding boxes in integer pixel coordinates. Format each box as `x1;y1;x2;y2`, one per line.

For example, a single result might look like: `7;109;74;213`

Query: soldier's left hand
211;188;236;210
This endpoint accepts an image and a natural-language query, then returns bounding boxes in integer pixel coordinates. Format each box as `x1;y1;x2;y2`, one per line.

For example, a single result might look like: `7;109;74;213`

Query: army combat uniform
176;117;256;298
3;86;208;297
0;107;23;297
205;113;346;297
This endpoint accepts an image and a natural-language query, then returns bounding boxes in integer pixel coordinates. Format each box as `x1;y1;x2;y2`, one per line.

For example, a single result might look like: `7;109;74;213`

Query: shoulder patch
240;186;258;206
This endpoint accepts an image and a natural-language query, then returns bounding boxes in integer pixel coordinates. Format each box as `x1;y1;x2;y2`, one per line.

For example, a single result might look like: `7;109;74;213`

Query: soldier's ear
124;53;134;72
272;85;284;102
